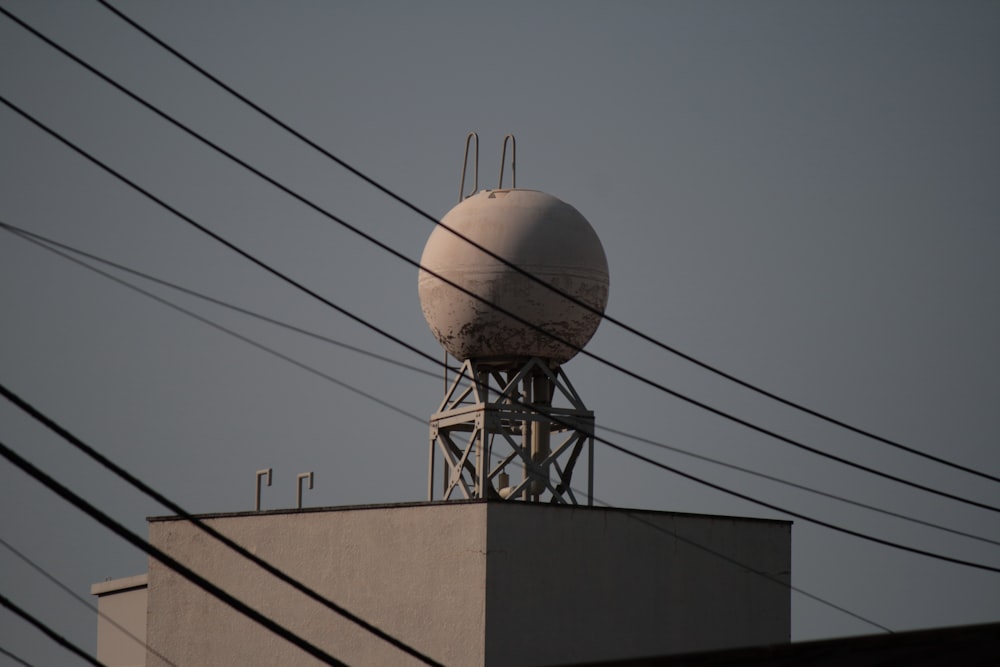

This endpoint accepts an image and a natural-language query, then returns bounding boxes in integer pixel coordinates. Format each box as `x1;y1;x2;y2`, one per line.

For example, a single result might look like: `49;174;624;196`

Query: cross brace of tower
428;356;595;504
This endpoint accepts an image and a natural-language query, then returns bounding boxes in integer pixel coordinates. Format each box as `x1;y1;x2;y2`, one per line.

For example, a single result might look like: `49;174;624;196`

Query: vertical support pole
521;375;530;501
255;468;272;512
296;472;314;509
476;421;485;499
428;427;436;501
587;433;594;507
531;371;552;502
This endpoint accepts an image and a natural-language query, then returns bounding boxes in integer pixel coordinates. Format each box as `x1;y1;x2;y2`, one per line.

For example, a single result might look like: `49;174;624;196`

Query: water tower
96;134;791;667
419;134;609;503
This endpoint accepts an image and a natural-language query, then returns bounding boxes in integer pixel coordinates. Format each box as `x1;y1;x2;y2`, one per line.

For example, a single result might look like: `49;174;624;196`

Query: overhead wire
1;86;998;570
0;381;442;665
0;210;991;629
598;424;1000;549
0;439;352;667
483;449;899;634
5;10;993;640
593;435;1000;573
0;228;893;641
0;592;103;667
0;221;444;382
480;449;895;634
613;507;895;634
0;7;991;651
1;222;427;425
87;0;1000;487
0;537;179;667
5;218;998;550
0;231;993;641
0;646;35;667
0;89;440;373
2;220;999;573
0;13;994;518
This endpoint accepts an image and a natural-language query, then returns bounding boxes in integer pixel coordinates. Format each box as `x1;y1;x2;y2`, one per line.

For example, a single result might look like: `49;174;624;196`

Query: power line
0;217;893;644
3;236;998;575
614;507;895;634
0;91;440;373
0;375;895;642
0;646;35;667
0;592;103;667
590;434;1000;574
599;425;1000;549
0;385;441;666
488;448;895;635
8;218;997;550
0;13;992;644
0;220;444;382
0;537;179;667
0;439;356;667
0;26;994;519
1;408;893;660
3;222;427;425
86;0;1000;487
2;88;997;570
1;10;997;577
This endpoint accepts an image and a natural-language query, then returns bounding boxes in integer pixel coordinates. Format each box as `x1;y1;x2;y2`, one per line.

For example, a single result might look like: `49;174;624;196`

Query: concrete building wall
483;504;790;666
144;501;789;666
146;503;488;667
91;574;148;667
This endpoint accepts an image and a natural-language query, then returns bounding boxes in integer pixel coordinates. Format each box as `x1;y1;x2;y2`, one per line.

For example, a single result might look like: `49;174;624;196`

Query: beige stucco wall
144;501;789;666
483;504;790;666
146;502;488;667
91;574;149;667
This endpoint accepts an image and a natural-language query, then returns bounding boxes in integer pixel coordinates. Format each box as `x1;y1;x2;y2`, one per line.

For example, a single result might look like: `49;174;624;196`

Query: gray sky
2;1;999;664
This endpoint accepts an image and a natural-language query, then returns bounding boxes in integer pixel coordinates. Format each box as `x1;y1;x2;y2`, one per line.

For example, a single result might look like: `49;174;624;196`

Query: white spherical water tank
418;188;609;365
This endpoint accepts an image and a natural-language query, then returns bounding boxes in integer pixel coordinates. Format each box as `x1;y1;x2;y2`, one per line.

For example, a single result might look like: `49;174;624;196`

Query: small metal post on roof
255;468;272;512
296;472;314;509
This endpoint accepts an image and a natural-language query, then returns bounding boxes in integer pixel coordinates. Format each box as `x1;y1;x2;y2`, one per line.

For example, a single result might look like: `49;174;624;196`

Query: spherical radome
418;189;609;365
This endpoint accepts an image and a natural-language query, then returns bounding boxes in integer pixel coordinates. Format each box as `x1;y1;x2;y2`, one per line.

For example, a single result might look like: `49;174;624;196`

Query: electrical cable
0;91;440;374
1;10;997;580
0;9;992;648
10;222;999;564
481;447;897;634
87;0;1000;487
0;230;894;643
0;592;103;667
0;221;443;382
591;435;1000;573
2;222;426;425
598;424;1000;549
2;266;994;646
9;219;996;549
5;219;996;553
3;263;999;576
0;440;353;667
0;537;179;667
2;89;997;570
0;385;441;666
0;28;994;519
0;645;35;667
612;507;895;634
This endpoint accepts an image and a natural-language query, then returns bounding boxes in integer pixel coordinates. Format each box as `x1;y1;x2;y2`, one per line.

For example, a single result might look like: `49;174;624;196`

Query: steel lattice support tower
428;357;594;504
